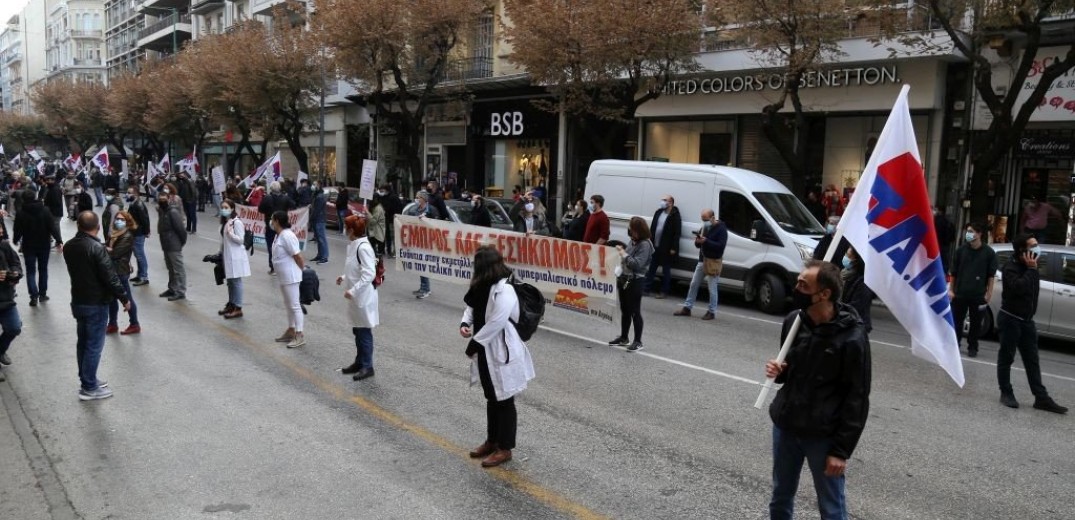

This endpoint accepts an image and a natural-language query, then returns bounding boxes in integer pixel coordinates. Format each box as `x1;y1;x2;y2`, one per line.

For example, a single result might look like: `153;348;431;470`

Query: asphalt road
1;212;1072;520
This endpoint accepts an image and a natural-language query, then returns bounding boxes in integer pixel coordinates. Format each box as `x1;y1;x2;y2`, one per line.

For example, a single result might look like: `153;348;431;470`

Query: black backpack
507;275;544;342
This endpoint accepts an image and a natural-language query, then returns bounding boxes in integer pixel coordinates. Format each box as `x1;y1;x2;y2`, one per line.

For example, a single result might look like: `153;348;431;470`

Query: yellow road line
176;305;608;520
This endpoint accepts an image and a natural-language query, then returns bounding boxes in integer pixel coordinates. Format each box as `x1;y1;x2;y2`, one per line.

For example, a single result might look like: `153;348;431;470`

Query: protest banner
211;166;226;195
237;204;310;250
394;215;621;323
359;159;377;200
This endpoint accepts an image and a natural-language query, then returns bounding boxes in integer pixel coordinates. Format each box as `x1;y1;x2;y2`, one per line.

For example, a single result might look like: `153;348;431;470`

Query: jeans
108;278;138;326
643;250;674;295
227;277;244;307
265;227;277;270
133;234;149;280
184;201;197;232
683;262;719;314
23;247;50;298
419;276;430;293
338;211;347;234
71;304;109;391
163;250;186;296
280;282;303;332
313;221;329;261
618;278;644;342
950;296;982;351
353;327;374;368
94;186;104;206
0;305;23;358
770;426;847;520
996;312;1050;399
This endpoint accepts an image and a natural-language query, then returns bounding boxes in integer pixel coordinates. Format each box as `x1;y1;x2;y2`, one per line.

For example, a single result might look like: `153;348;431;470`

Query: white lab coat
343;237;379;328
461;279;536;401
221;217;251;279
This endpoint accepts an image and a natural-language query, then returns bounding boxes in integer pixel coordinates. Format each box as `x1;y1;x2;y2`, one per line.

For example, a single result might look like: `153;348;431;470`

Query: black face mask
791;289;818;310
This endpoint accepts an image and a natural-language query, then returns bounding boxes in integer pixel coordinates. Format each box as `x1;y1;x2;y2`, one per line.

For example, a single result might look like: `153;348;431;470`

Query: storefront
468;97;559;200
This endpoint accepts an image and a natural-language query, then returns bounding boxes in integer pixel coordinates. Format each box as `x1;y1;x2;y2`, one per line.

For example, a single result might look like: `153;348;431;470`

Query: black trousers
951;296;982;351
477;350;517;450
618;278;644;342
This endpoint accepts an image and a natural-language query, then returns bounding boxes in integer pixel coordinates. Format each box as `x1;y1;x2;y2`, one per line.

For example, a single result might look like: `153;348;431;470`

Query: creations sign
394;215;621;323
663;65;900;96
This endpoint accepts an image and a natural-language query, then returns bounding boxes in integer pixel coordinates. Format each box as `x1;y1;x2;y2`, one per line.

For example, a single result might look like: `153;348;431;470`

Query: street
1;215;1073;520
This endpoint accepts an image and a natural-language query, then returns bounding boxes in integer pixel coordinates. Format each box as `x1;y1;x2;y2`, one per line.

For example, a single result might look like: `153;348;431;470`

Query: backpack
507;275;544;342
356;240;385;289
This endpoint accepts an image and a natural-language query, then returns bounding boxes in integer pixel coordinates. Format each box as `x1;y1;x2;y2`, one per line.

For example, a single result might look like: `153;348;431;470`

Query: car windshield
448;201;511;226
753;192;826;235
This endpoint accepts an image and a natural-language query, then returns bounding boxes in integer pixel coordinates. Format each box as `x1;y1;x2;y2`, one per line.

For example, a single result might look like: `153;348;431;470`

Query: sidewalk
0;381;53;520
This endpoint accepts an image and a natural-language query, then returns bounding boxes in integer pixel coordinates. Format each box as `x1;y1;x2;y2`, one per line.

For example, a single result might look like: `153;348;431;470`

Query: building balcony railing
442;57;493;83
71;29;104;39
137;13;192;41
4;52;21;65
191;0;226;15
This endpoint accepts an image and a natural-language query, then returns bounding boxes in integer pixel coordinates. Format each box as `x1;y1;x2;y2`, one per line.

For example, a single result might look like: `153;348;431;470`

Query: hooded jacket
770;304;871;460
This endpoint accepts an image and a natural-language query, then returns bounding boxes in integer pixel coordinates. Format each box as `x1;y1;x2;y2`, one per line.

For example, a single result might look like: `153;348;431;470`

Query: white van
583;160;825;314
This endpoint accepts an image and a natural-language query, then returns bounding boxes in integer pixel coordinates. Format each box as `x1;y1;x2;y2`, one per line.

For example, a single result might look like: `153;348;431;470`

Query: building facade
105;0;147;79
44;0;108;84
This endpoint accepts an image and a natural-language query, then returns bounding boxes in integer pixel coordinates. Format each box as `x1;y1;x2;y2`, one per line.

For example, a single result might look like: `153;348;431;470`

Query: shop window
719;191;763;238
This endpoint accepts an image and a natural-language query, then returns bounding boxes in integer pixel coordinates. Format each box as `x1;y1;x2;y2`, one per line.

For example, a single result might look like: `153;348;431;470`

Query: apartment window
473;11;493;61
236;2;246;20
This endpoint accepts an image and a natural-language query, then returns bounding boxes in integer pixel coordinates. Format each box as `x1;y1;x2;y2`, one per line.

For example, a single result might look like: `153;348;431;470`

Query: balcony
252;0;306;17
443;57;493;83
137;13;192;52
71;29;104;39
137;0;189;12
191;0;226;15
4;52;21;65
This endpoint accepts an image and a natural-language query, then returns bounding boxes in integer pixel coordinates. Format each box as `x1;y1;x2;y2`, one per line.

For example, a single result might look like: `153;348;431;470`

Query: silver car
969;243;1075;342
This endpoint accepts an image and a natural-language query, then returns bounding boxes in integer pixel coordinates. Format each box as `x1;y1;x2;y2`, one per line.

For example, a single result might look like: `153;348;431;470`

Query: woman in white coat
271;210;306;348
459;246;535;468
336;214;379;381
219;200;250;319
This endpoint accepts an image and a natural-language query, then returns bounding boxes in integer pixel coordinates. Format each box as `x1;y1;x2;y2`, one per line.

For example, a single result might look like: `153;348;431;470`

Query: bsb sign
490;111;525;136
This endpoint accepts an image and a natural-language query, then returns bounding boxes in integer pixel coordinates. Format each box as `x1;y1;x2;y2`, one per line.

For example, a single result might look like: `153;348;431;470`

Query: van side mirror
751;219;782;246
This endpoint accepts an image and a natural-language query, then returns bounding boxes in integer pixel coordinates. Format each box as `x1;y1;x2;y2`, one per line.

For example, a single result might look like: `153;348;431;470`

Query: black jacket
471;202;492;227
13;200;63;250
428;190;450;221
0;240;23;310
296;186;312;207
157;204;187;252
565;212;590;242
77;192;94;214
813;234;850;264
128;199;151;237
382;190;403;224
44;184;65;217
770;304;871;460
258;192;295;225
696;221;728;259
649;207;682;256
840;263;874;333
1000;258;1039;321
176;178;196;202
62;231;129;306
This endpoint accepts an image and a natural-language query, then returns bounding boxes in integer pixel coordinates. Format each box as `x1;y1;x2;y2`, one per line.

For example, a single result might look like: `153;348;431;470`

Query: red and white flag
177;148;200;175
837;85;964;387
64;153;82;172
157;154;171;175
91;147;110;171
27;147;41;161
36;159;47;176
242;151;281;188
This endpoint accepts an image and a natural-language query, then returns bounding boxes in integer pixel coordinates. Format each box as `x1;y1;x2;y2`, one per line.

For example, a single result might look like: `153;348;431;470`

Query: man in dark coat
379;184;404;257
157;193;188;301
175;172;198;234
41;176;65;220
643;194;682;298
13;190;64;306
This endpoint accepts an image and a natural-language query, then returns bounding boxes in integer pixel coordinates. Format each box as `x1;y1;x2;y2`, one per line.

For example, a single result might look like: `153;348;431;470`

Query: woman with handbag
106;211;140;335
459;246;535;468
609;217;653;352
219;200;251;319
270;210;306;348
337;214;380;381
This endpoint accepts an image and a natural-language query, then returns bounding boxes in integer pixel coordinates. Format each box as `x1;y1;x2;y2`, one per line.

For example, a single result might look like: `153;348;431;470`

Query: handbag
616;274;633;291
703;257;723;277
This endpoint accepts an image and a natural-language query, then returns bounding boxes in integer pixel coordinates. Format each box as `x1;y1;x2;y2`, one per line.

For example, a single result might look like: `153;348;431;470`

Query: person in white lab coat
337;214;380;381
459;246;535;468
219;200;250;319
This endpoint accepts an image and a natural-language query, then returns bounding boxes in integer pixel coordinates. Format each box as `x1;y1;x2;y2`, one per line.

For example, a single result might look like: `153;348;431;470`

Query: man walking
583;195;609;245
673;209;726;320
63;212;130;401
157;191;188;301
13;190;64;307
765;260;871;520
947;222;997;358
126;185;151;286
643;194;681;299
0;223;23;382
996;234;1067;413
42;175;65;221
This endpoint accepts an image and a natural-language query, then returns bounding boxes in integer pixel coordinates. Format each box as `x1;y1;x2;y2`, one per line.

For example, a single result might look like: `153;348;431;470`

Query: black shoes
352;368;375;381
608;337;629;346
1000;393;1019;409
968;349;978;358
627;341;644;352
29;297;37;307
167;294;186;302
159;290;175;298
131;278;148;286
39;294;49;302
341;362;363;375
1033;397;1068;414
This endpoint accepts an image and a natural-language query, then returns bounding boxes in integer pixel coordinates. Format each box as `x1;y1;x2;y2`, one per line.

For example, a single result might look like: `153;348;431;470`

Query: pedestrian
258;181;295;275
643;194;681;299
13;190;63;307
218;200;250;319
765;259;871;520
512;200;549;235
176;172;198;234
156;190;188;301
338;214;379;381
805;188;826;225
0;223;23;382
101;188;124;236
366;195;386;256
933;206;955;273
335;184;348;235
246;181;266;208
426;180;451;221
583;195;610;245
947;222;997;358
63;211;131;401
1020;195;1063;243
460;245;535;468
195;174;210;212
840;246;873;334
309;182;329;264
821;184;844;218
380;184;403;258
105;211;140;335
813;215;850;263
42;175;65;220
270;210;306;348
996;234;1067;413
563;199;590;242
470;195;492;227
674;209;727;321
409;191;439;299
126;185;151;286
75;182;94;215
62;172;81;216
89;168;104;207
296;178;313;207
609;216;653;351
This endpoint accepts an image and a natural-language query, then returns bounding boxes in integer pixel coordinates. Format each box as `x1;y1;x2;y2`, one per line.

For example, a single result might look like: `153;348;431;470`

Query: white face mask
658;200;667;210
524;203;535;213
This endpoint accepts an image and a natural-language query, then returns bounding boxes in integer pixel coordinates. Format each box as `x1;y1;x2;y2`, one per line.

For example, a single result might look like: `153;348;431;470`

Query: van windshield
753;192;826;235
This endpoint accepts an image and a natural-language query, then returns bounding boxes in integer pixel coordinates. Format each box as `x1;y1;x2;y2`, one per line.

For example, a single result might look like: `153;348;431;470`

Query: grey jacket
157;204;187;252
622;239;654;278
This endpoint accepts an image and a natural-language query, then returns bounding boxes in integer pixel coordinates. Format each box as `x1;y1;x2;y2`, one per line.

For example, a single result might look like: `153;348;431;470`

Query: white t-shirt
654;211;668;244
272;229;303;284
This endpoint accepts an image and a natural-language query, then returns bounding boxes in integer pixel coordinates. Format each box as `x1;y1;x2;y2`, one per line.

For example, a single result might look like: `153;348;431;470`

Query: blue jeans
313;221;328;260
108;278;138;326
419;276;430;292
133;234;149;280
643;250;674;294
227;277;243;307
23;247;50;298
71;304;109;391
353;327;374;368
184;201;198;232
770;426;847;520
683;262;719;314
0;305;23;358
338;211;347;234
94;186;104;206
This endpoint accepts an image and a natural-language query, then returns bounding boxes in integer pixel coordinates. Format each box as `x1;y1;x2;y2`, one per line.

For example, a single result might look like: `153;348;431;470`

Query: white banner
211;166;226;195
236;204;310;251
359;159;377;200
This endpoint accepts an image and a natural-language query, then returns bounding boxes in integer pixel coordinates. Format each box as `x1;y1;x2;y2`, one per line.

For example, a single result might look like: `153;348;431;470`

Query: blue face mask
826;224;835;234
842;256;852;269
1029;246;1042;258
221;209;233;218
965;231;976;243
587;202;596;212
114;220;127;231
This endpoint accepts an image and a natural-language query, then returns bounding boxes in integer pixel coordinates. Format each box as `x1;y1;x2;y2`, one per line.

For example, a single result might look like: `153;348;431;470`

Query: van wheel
756;273;786;314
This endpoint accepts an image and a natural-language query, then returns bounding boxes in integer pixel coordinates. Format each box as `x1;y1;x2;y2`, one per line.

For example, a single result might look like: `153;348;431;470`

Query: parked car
403;199;514;232
493;196;560;236
966;243;1075;342
324;187;366;229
